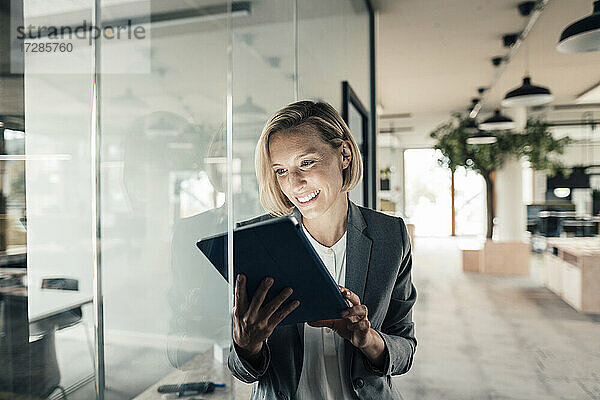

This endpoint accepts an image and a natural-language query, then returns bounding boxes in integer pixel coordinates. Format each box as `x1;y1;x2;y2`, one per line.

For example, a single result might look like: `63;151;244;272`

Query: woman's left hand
308;286;387;369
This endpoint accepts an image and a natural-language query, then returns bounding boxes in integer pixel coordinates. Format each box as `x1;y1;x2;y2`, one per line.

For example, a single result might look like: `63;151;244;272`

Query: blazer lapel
343;201;372;376
345;201;372;301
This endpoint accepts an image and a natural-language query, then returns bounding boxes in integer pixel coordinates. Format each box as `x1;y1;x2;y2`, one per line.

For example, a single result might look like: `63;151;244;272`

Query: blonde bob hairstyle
255;100;363;216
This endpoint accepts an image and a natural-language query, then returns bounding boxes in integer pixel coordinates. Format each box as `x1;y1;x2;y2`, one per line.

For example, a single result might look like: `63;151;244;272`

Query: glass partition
2;1;372;398
298;0;369;108
298;0;370;206
99;0;235;398
14;1;98;398
232;0;295;222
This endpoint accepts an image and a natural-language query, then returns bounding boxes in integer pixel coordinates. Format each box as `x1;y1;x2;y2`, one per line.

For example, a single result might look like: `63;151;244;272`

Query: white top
296;225;356;400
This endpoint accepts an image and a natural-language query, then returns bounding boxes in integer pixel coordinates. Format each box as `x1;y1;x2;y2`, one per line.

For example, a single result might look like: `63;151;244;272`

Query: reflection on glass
298;0;369;109
17;0;97;397
232;0;295;224
100;1;234;396
298;0;370;209
0;0;99;396
7;0;373;398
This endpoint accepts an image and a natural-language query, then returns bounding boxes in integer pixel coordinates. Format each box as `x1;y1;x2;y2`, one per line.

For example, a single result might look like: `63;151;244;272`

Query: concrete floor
399;237;600;400
54;236;600;399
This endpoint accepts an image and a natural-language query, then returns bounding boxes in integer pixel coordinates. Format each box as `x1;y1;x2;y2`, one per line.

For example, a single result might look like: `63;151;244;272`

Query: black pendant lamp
557;1;600;53
502;76;554;107
466;130;498;145
479;109;516;131
461;118;497;145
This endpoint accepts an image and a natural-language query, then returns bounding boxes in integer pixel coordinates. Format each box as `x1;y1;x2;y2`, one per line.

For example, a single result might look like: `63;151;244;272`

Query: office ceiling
373;0;600;144
6;0;600;143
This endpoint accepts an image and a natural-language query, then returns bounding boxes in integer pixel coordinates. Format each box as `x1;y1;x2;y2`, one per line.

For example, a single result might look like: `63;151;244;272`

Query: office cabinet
545;239;600;314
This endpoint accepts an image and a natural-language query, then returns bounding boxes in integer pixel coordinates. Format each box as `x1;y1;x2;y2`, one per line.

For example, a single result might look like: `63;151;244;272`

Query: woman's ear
341;141;352;169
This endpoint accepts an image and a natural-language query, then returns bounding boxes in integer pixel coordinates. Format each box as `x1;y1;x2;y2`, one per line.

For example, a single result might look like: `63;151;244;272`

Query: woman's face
269;128;352;221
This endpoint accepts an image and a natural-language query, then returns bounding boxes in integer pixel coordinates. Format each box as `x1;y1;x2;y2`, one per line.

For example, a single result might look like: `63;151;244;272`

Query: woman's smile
296;189;320;205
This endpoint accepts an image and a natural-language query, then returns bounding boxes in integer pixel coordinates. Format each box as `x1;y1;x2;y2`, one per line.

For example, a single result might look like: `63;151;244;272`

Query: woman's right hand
233;274;299;360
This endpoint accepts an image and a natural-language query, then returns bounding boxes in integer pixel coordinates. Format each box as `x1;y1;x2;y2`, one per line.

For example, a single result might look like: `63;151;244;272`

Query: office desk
0;268;92;322
0;249;26;267
134;348;252;400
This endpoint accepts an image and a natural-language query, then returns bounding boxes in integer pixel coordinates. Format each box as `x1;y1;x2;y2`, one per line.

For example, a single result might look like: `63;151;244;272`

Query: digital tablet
196;216;348;325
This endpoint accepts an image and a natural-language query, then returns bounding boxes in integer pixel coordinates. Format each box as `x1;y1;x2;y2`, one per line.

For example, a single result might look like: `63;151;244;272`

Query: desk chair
0;278;87;400
0;291;62;399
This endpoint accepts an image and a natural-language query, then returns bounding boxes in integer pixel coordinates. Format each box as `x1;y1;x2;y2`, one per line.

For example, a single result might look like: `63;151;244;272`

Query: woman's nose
290;170;306;191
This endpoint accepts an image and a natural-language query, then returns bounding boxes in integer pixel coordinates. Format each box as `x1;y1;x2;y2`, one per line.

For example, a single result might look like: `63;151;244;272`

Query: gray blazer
229;201;417;400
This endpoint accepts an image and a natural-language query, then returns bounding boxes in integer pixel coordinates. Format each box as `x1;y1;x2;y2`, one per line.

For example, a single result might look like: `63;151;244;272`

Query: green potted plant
430;115;570;239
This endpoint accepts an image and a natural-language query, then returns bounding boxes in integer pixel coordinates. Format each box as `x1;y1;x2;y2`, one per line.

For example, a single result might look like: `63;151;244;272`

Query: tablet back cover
196;217;348;325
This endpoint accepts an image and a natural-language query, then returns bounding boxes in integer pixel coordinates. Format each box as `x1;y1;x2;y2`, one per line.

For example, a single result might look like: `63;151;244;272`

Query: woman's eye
301;160;315;168
274;168;287;176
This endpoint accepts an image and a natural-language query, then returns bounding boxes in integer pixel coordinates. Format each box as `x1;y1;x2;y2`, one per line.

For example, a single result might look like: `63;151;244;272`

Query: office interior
0;0;599;399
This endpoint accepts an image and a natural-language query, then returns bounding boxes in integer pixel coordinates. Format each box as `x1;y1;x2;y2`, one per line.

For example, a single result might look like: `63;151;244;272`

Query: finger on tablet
248;276;273;320
235;274;248;314
262;287;293;320
269;300;300;328
342;288;361;306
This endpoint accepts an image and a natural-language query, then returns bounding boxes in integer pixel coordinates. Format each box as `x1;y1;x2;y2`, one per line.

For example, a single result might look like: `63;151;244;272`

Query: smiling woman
229;100;417;400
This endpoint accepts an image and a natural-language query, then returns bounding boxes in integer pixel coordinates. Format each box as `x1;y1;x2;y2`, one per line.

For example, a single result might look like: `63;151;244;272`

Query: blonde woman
229;101;416;399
